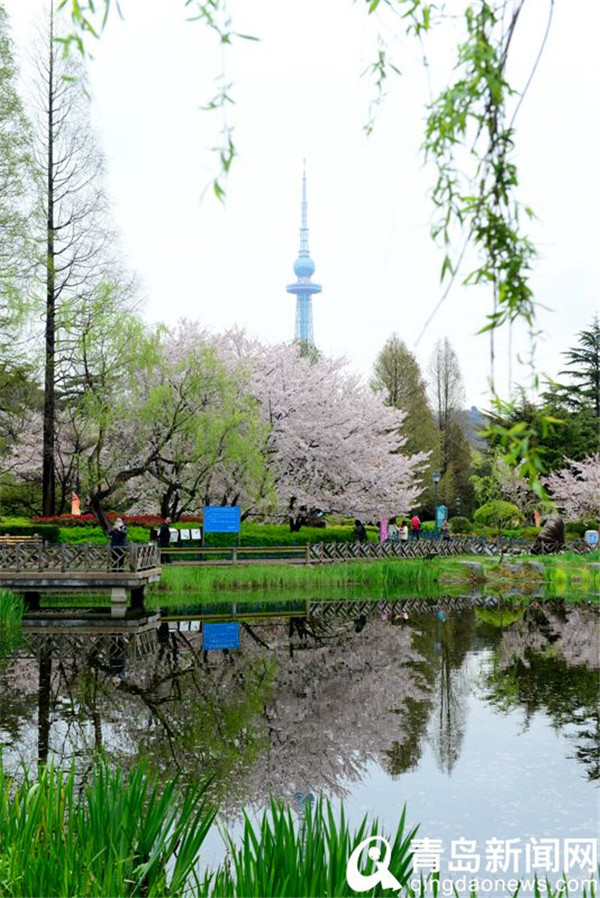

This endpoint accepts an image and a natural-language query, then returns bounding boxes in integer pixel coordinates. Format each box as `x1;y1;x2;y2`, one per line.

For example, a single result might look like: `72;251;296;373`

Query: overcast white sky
6;0;599;407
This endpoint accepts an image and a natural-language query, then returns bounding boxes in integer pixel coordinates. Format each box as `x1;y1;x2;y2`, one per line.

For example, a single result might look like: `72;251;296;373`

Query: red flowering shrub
32;513;202;527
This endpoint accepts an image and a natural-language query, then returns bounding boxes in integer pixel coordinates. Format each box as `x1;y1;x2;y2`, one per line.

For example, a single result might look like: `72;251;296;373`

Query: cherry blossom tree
544;455;600;522
215;330;428;521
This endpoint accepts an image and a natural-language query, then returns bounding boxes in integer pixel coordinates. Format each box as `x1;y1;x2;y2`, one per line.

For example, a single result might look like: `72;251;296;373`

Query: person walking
399;520;409;543
108;517;127;570
410;514;421;541
387;517;399;543
442;519;450;541
158;516;172;563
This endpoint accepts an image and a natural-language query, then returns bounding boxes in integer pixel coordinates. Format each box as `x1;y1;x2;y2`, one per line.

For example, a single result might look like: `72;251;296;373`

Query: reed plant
204;797;417;897
0;589;23;627
0;589;24;659
156;559;444;595
0;761;216;897
0;757;596;897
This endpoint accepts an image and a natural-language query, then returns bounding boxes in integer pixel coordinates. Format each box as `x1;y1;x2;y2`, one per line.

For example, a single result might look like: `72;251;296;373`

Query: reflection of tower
286;164;322;344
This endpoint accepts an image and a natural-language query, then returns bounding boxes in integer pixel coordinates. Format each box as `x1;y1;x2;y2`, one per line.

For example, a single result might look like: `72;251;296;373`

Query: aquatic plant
0;755;596;897
155;559;443;595
204;797;417;897
0;590;24;659
0;761;215;897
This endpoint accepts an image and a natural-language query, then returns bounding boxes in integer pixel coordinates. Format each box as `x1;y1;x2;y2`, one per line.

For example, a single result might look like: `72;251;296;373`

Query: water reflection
0;597;597;821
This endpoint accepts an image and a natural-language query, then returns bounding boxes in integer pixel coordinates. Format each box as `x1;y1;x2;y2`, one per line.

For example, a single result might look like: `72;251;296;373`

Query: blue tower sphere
293;254;315;278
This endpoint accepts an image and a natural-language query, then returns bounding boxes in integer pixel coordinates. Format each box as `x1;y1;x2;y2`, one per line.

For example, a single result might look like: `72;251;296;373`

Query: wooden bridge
0;543;161;617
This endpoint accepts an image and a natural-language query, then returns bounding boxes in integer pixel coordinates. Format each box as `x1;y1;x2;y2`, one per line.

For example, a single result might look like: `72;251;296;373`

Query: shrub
204;522;378;547
0;523;60;544
58;525;151;545
564;520;599;538
33;513;203;528
473;500;524;528
450;516;472;533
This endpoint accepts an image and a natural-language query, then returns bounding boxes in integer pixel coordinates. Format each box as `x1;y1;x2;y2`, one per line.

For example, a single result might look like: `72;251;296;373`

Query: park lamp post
433;471;441;537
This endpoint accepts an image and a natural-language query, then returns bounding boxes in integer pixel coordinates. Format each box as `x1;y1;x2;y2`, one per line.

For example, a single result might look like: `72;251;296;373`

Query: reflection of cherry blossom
496;606;600;670
0;619;429;810
235;620;428;807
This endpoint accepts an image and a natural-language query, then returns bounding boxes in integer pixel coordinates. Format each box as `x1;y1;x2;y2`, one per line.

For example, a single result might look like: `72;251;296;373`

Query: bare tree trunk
42;7;55;516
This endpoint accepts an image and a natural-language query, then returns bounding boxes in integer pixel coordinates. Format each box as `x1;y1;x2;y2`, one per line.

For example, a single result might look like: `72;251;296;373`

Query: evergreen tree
371;334;440;511
443;422;476;516
554;317;600;419
371;334;439;460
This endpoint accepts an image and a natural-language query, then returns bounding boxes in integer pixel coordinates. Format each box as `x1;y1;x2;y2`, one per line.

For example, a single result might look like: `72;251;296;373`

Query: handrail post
305;542;310;565
232;546;237;564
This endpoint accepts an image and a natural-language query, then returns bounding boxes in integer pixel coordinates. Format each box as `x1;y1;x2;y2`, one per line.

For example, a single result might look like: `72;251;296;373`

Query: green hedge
564;520;599;537
203;523;378;547
51;521;380;547
0;523;60;544
57;525;152;545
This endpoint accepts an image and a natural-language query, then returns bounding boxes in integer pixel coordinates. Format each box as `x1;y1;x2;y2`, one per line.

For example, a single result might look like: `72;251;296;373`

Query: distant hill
457;405;488;449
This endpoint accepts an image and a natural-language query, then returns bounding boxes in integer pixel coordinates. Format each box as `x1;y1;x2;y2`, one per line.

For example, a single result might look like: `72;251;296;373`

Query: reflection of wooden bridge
161;594;517;628
308;596;502;621
0;543;161;616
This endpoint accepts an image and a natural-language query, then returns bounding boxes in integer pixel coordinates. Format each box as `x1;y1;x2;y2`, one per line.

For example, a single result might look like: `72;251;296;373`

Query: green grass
154;559;444;594
152;556;599;599
0;589;23;625
0;590;24;659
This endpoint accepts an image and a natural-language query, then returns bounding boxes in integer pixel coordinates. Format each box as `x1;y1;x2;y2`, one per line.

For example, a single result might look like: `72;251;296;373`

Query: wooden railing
308;537;593;562
161;545;310;564
0;542;160;573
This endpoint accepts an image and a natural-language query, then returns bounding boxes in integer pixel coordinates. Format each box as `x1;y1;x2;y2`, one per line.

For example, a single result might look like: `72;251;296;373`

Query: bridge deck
0;569;161;589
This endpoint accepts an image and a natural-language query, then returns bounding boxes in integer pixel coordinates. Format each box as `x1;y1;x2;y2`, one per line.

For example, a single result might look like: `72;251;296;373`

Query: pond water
0;592;598;893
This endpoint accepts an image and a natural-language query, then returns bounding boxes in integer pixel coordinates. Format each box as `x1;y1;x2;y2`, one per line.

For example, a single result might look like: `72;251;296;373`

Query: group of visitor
353;514;452;544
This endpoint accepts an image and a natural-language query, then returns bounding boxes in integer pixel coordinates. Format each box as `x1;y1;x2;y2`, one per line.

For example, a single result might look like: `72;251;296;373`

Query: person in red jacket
410;514;421;541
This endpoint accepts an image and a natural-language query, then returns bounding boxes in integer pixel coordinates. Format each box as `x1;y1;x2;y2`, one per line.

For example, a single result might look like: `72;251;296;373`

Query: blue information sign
436;505;447;529
203;505;241;534
203;622;240;651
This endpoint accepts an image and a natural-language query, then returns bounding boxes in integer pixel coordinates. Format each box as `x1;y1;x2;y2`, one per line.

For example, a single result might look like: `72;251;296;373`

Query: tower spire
300;160;309;254
286;164;322;345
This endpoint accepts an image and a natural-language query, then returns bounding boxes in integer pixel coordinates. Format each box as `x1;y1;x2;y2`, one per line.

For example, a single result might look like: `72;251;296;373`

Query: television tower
286;165;322;344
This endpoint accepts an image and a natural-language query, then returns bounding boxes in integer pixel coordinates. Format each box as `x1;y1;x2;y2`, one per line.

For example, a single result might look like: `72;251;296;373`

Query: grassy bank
153;555;599;599
154;559;444;594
